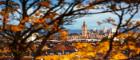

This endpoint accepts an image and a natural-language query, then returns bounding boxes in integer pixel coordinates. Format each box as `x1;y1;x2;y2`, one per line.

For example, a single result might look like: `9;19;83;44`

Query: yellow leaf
111;52;128;60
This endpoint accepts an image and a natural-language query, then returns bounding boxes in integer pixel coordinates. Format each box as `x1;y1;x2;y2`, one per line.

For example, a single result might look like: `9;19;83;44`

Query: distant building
68;21;105;41
82;21;88;39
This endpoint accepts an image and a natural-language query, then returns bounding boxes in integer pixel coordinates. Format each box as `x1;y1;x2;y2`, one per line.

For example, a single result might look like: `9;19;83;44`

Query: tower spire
83;21;86;27
82;21;88;38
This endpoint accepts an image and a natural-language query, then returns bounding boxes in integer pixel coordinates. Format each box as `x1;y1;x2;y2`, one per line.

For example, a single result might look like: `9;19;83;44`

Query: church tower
82;21;88;38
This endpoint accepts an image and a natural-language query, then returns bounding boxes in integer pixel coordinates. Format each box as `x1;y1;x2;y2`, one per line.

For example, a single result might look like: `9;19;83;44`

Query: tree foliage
0;0;140;60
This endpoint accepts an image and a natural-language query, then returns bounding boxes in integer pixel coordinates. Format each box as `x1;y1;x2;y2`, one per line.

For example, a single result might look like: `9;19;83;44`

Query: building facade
82;21;88;39
68;21;105;40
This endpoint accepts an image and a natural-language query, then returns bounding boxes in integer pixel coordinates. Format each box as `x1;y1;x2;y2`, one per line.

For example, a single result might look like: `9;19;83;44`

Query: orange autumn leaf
111;52;128;60
136;48;140;54
0;1;18;5
21;16;29;23
98;41;109;53
11;24;24;32
136;21;140;25
34;19;45;24
59;30;68;40
11;26;21;32
24;16;29;22
38;2;49;7
52;26;58;31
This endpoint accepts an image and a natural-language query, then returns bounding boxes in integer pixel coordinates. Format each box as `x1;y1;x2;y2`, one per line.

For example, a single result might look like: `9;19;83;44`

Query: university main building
68;21;106;40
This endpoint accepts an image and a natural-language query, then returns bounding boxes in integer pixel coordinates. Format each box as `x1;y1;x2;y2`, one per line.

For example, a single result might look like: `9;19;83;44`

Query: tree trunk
13;55;22;60
13;52;23;60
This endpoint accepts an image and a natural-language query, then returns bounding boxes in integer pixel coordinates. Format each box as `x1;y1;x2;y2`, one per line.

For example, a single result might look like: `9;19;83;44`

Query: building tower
82;21;88;38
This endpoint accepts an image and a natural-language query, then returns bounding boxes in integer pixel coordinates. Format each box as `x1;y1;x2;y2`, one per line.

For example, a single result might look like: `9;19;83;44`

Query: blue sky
65;11;140;30
65;13;113;30
1;0;140;30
